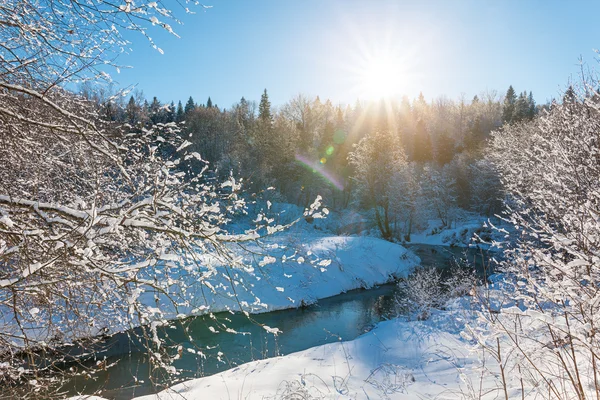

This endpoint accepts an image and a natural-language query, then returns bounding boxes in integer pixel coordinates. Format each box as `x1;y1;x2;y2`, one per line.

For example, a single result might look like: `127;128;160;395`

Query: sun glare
358;56;405;100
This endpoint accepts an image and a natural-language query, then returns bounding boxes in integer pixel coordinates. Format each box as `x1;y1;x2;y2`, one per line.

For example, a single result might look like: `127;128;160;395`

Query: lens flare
295;154;344;191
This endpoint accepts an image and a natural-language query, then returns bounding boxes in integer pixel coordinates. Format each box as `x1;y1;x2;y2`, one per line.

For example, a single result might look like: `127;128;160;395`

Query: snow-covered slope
150;234;420;318
130;313;498;400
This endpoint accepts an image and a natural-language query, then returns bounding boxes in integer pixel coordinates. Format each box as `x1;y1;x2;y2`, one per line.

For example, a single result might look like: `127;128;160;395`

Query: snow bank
406;215;510;249
131;312;498;400
150;234;420;318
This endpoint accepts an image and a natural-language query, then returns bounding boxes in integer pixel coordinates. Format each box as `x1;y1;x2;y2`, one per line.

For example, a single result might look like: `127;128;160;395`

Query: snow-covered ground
128;305;501;400
405;215;510;250
160;233;421;318
118;216;518;400
68;212;519;400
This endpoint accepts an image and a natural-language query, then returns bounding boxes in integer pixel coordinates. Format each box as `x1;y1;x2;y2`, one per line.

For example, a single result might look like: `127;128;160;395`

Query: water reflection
60;284;400;399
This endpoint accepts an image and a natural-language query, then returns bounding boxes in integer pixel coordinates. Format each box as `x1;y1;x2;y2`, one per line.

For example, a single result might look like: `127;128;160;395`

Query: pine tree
502;85;517;123
184;96;196;115
206;96;213;108
527;91;536;120
258;89;272;126
415;92;428;120
563;85;576;104
435;130;455;166
176;100;184;122
165;101;175;123
465;116;483;151
254;89;274;175
126;96;139;125
237;96;251;129
513;91;529;122
149;96;163;125
335;106;344;129
143;99;150;122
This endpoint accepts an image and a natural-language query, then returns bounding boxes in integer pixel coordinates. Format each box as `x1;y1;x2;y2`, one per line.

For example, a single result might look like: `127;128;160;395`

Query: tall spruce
527;91;536;119
126;96;139;125
165;101;175;123
502;85;517;123
184;96;196;115
176;100;184;122
259;89;273;126
149;96;162;125
435;130;455;166
513;91;529;122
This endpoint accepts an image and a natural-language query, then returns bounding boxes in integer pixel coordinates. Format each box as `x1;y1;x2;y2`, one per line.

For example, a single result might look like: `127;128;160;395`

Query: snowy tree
0;0;327;395
349;129;408;240
469;87;600;398
419;165;458;228
412;119;433;162
469;158;503;216
502;85;517;123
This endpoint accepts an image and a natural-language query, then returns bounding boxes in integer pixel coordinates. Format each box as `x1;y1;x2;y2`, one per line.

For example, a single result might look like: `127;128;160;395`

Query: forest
92;84;539;240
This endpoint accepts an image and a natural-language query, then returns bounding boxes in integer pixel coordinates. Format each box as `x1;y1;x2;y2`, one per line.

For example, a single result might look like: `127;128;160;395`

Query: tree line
91;85;539;240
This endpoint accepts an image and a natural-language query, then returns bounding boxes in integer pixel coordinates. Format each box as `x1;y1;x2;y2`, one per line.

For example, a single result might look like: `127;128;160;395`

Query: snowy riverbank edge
151;234;422;319
129;305;498;400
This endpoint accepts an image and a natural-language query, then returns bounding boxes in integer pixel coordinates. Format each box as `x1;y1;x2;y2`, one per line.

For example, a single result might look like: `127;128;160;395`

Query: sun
357;56;405;100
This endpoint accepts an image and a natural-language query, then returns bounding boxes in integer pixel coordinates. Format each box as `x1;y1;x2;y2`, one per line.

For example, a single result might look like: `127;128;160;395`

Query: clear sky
112;0;600;108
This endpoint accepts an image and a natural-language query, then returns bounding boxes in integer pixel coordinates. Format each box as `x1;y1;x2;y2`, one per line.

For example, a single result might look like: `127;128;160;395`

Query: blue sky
113;0;600;108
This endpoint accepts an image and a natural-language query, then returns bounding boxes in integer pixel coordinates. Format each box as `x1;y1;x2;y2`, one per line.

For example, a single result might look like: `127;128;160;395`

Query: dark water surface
57;244;487;399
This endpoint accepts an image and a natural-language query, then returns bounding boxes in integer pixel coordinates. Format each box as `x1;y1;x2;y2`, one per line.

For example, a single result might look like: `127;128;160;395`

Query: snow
119;217;518;400
146;233;420;318
63;214;520;400
405;215;511;249
129;307;498;400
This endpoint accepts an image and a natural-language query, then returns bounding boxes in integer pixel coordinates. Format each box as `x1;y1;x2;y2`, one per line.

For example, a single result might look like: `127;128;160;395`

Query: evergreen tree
563;85;576;104
258;89;272;125
465;116;484;151
149;96;163;125
237;96;251;129
513;91;529;122
527;91;536;120
143;99;150;122
335;106;344;128
255;89;274;176
206;96;213;108
413;119;433;162
398;95;414;156
126;95;139;125
165;101;175;123
176;100;184;122
184;96;196;116
502;85;517;123
435;130;455;166
415;92;428;120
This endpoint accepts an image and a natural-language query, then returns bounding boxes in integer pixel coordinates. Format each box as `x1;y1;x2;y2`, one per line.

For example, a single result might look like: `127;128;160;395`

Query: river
57;244;489;399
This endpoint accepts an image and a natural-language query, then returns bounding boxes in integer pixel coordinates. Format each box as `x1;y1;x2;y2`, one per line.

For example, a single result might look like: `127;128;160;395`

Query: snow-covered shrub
397;262;477;321
397;267;445;320
469;88;600;399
